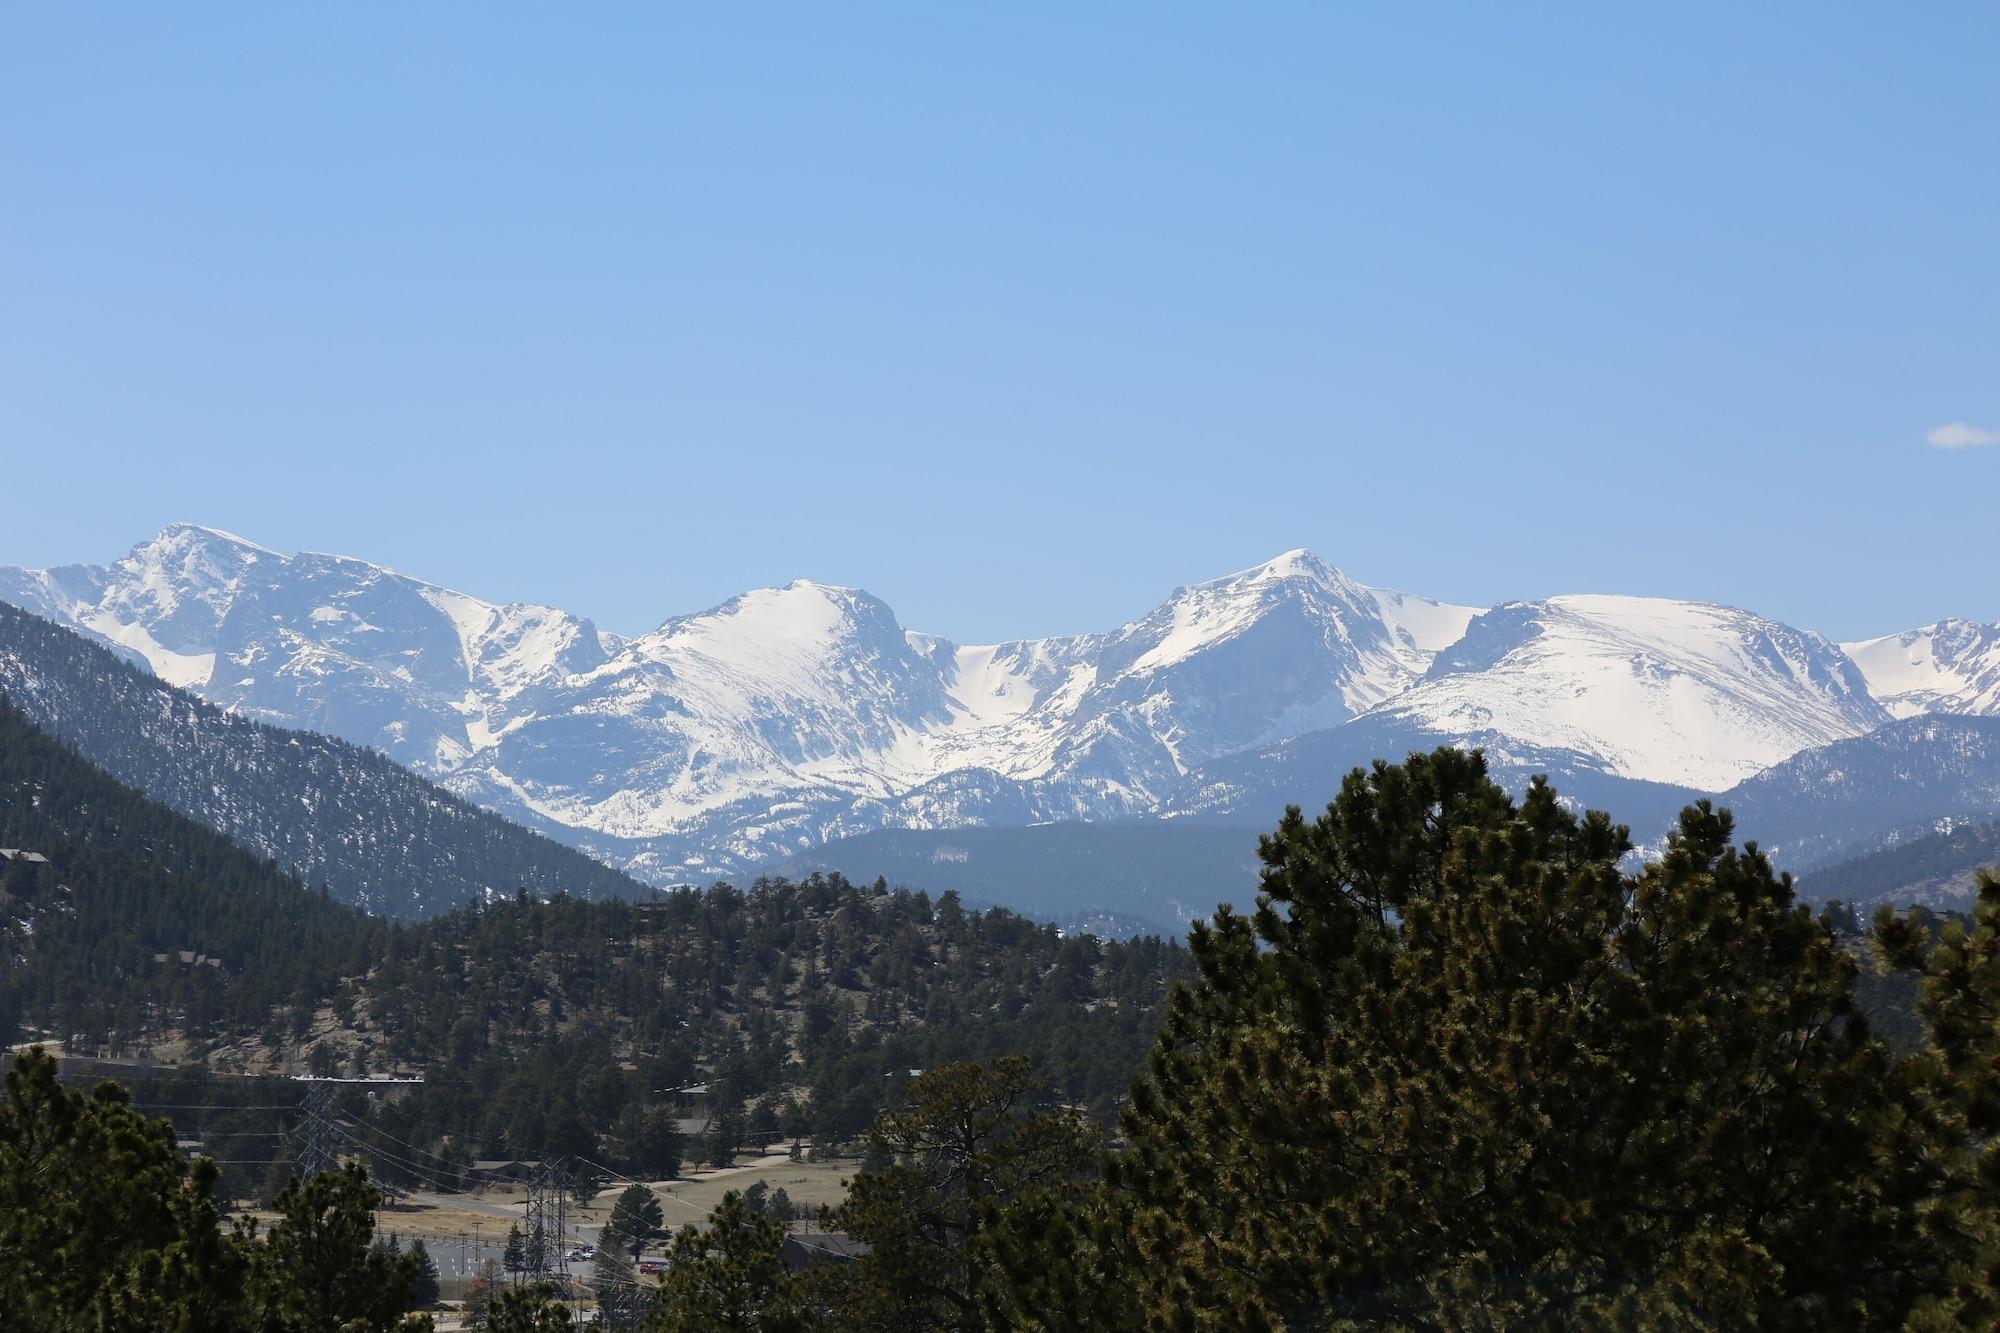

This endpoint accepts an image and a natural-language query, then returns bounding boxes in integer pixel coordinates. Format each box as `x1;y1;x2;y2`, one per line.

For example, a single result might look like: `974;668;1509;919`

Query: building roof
781;1233;871;1270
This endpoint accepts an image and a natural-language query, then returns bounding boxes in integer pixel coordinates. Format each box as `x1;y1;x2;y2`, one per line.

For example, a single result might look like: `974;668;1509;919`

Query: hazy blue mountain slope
1718;716;2000;872
764;818;1266;935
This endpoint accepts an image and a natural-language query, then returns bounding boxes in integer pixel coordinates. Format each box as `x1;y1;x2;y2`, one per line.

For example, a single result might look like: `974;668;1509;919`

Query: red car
637;1260;664;1275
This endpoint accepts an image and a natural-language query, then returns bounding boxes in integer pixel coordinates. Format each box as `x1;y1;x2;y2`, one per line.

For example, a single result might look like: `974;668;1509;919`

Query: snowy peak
891;553;1487;809
12;523;281;688
621;580;951;740
0;527;605;769
1387;594;1887;789
641;581;914;675
1843;619;2000;719
1100;549;1476;702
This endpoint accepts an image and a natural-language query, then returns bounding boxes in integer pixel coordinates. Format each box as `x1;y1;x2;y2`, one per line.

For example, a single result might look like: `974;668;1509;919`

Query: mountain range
4;524;1998;903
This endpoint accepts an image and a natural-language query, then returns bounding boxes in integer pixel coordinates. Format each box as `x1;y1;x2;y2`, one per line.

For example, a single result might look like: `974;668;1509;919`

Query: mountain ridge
4;524;1994;887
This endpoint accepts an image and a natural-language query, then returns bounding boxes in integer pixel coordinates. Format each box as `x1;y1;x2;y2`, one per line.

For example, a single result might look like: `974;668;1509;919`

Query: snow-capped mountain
0;525;617;776
1842;619;2000;719
1363;595;1888;789
0;522;280;690
0;530;1484;877
0;524;1990;886
358;547;1484;877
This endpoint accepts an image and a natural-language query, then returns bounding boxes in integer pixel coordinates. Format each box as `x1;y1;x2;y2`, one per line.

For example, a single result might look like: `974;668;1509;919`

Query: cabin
469;1158;542;1184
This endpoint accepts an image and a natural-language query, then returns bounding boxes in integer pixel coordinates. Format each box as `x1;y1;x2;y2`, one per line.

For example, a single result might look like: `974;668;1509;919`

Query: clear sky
3;5;1995;644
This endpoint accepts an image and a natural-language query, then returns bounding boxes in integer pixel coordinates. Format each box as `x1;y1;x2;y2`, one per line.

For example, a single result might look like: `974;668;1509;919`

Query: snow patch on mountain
1843;619;2000;719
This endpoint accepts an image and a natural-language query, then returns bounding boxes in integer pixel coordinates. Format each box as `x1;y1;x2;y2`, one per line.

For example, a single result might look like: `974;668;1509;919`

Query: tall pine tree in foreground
821;1056;1102;1331
1879;868;2000;1328
1106;748;1954;1329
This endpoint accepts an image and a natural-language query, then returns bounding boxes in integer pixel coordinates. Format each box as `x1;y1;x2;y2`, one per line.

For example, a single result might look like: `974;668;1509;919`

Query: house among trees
151;950;224;968
661;1081;716;1144
781;1233;869;1273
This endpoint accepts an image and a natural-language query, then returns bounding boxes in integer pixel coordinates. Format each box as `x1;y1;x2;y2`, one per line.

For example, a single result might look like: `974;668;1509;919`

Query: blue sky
3;5;1995;643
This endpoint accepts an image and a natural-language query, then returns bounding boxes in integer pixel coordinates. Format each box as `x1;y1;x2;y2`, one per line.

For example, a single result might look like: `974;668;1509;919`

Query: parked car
638;1260;663;1275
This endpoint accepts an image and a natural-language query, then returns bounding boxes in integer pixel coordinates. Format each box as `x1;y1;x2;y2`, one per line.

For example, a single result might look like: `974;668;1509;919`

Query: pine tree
0;1046;246;1330
590;1246;642;1328
569;1162;608;1211
480;1280;577;1330
646;1190;806;1332
503;1223;527;1278
409;1239;441;1309
2;1047;433;1331
1106;748;1955;1328
246;1161;431;1331
608;1103;683;1180
1880;868;2000;1328
708;1109;741;1170
605;1182;665;1263
826;1057;1100;1332
525;1222;548;1277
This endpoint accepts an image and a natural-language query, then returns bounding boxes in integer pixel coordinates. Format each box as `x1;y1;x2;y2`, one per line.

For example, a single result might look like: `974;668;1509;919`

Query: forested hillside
0;602;647;915
296;878;1190;1202
0;695;1191;1203
0;695;381;1048
1798;819;2000;912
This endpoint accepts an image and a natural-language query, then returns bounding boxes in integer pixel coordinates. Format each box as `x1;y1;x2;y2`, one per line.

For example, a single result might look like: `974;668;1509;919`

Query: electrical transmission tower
286;1072;425;1182
293;1079;340;1180
523;1156;573;1288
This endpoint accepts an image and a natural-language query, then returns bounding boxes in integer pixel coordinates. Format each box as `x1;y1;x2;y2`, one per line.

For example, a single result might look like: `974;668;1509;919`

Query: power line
329;1114;462;1169
309;1117;468;1195
130;1104;294;1112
